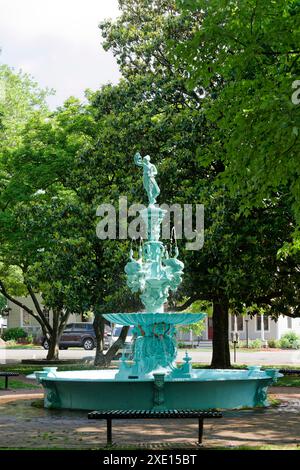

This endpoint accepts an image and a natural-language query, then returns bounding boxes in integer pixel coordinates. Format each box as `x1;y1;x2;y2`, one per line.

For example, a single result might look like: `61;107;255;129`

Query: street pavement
1;347;300;365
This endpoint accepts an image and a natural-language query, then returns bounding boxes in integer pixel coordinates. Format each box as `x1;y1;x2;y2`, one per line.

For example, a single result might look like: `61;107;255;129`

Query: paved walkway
0;386;299;449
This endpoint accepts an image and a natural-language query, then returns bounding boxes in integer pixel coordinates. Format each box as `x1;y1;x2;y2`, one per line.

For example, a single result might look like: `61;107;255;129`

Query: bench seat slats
0;372;20;377
88;409;222;420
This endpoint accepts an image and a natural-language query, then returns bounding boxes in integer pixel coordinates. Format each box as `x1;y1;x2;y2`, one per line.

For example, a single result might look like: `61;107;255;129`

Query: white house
3;296;79;336
198;314;300;343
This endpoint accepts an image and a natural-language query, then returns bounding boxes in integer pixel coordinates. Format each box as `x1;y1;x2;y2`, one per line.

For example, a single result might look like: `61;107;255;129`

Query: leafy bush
268;338;280;348
26;334;34;343
2;328;27;342
291;340;300;350
249;339;263;349
279;332;300;349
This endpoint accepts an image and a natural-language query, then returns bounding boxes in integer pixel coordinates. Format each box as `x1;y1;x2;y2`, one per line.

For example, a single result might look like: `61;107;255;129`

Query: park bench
88;409;223;446
279;369;300;376
0;372;20;389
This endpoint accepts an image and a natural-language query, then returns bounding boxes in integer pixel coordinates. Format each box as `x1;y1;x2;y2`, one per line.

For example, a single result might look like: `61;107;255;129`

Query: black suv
42;323;98;351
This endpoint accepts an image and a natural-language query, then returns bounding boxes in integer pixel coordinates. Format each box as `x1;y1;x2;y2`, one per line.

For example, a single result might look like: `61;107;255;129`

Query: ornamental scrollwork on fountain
153;373;165;410
254;384;268;407
44;384;61;409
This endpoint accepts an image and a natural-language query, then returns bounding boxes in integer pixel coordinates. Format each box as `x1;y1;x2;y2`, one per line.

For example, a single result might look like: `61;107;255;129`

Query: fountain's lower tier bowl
37;368;280;411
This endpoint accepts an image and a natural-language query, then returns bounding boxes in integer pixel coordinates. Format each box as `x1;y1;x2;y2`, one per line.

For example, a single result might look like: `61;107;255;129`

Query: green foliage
248;339;263;349
0;64;51;149
1;0;300;369
267;338;280;348
277;376;300;387
178;319;205;336
0;293;6;311
279;331;300;349
173;0;300;239
2;327;27;341
0;378;40;390
96;1;300;324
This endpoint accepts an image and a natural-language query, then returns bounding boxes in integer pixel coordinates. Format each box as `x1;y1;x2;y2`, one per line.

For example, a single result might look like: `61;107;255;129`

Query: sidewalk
0;387;299;449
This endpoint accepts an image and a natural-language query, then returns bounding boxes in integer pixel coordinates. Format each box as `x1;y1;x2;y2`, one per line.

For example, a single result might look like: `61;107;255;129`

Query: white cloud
0;0;121;108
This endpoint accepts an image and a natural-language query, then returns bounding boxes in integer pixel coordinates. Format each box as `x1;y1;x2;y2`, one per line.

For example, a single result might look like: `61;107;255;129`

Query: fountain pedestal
104;312;205;378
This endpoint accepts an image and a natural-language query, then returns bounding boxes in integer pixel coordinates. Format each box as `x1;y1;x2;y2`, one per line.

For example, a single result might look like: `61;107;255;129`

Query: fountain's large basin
37;368;280;411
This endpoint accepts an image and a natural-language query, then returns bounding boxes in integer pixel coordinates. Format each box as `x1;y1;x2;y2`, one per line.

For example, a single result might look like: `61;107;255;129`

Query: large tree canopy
1;1;299;369
94;0;300;367
173;0;300;241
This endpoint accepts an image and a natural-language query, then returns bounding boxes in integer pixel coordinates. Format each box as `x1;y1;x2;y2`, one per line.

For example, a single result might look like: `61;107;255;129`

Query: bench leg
198;418;204;444
107;418;112;446
5;376;8;390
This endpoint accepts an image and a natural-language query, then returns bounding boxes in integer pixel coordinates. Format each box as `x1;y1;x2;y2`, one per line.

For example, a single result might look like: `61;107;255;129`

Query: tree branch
252;291;283;304
173;294;199;311
25;282;52;333
0;280;46;331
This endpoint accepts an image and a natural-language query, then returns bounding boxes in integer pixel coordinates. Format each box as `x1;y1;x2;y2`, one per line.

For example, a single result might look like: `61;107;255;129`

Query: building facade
4;296;79;336
199;314;300;342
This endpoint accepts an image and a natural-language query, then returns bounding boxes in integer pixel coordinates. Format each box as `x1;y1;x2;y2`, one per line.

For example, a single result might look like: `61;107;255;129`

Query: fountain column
105;152;205;378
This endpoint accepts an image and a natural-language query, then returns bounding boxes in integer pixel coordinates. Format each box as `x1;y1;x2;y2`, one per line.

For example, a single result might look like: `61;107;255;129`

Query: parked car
41;323;111;351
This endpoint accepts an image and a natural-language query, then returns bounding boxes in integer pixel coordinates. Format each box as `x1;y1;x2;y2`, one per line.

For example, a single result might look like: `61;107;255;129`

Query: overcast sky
0;0;121;109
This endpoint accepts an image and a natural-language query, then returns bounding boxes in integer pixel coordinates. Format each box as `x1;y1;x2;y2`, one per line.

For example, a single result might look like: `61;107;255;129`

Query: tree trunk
46;310;60;360
94;314;106;366
94;313;129;367
46;333;59;360
105;325;129;364
211;300;231;368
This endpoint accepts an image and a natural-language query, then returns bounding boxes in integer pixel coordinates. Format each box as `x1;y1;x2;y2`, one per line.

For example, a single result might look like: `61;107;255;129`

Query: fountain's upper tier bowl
102;312;206;326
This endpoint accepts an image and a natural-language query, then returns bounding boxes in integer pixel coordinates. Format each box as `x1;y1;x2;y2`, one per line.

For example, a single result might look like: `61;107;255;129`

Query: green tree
173;0;300;239
0;292;6;312
0;97;95;359
0;64;50;149
96;0;300;368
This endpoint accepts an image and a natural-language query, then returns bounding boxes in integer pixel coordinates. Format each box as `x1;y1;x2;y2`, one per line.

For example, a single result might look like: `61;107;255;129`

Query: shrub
268;338;280;348
249;339;262;349
27;334;34;343
2;328;27;342
279;331;300;349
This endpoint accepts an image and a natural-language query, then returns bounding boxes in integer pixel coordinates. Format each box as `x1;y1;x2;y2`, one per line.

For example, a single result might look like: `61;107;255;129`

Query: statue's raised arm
134;152;160;205
134;152;143;167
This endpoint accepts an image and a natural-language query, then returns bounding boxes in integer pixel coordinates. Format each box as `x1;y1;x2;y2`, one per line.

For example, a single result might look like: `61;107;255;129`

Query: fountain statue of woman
134;152;160;205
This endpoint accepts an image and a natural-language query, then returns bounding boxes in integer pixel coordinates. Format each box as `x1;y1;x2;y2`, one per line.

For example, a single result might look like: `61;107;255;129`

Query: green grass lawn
276;376;300;387
0;378;40;390
178;345;265;352
0;363;115;376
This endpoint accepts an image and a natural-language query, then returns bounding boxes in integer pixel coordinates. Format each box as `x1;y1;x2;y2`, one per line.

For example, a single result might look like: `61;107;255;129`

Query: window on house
42;308;50;322
231;315;244;331
256;315;269;331
287;317;292;329
21;309;30;326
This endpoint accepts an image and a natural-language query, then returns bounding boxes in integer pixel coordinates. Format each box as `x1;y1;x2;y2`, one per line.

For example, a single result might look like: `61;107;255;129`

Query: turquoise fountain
35;153;281;410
